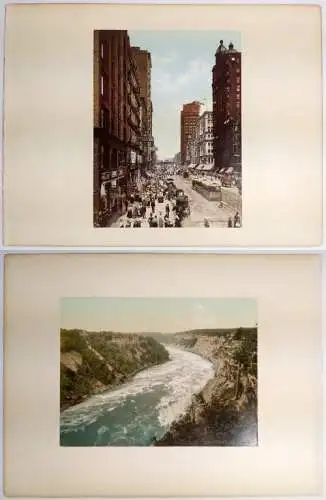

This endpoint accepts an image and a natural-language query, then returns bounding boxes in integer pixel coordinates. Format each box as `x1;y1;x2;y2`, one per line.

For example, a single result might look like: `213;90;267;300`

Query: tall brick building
93;30;143;227
131;47;154;170
180;101;201;165
212;40;241;174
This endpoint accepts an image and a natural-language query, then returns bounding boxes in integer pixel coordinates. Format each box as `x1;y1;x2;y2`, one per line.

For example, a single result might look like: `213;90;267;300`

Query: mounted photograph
93;30;242;229
60;298;257;446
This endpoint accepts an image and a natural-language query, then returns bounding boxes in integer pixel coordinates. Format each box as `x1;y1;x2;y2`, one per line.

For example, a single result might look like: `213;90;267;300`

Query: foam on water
155;347;214;427
60;345;214;445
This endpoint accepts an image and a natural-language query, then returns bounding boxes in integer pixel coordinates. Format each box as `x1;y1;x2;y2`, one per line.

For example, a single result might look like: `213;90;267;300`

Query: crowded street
112;169;241;228
170;175;239;228
93;32;243;229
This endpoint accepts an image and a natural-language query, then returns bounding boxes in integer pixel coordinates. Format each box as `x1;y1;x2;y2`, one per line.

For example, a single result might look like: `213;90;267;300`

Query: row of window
100;74;143;110
196;156;214;163
100;42;143;92
198;128;213;135
100;42;127;64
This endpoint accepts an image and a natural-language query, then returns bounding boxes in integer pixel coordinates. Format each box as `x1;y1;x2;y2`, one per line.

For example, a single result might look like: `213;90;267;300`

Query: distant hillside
137;332;177;344
60;329;170;411
172;327;256;349
137;328;256;345
176;328;237;336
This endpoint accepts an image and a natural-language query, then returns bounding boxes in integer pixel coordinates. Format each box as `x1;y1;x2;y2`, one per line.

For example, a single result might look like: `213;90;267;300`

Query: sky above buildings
61;297;256;333
128;30;241;160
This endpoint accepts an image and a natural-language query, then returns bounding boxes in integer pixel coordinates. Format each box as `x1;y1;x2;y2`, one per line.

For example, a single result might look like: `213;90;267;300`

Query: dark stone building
130;47;154;171
93;30;143;227
212;40;241;174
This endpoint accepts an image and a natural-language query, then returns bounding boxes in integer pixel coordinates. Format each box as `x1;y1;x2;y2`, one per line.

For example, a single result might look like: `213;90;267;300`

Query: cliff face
155;328;258;446
60;329;170;411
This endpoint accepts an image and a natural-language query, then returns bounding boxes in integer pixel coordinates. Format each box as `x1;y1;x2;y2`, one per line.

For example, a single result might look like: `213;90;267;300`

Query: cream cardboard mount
2;3;323;247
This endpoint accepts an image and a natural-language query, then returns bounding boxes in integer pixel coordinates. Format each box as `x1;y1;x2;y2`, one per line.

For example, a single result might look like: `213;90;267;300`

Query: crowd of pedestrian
116;168;241;229
118;178;183;228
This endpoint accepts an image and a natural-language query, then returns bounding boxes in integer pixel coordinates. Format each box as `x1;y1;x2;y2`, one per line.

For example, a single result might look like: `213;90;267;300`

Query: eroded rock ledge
154;328;258;446
60;329;170;411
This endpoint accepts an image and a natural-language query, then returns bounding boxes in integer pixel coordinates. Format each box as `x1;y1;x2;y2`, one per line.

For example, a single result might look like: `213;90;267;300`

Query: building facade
180;101;201;165
93;30;144;227
212;40;241;174
130;47;154;171
195;111;214;166
173;152;181;165
186;138;198;165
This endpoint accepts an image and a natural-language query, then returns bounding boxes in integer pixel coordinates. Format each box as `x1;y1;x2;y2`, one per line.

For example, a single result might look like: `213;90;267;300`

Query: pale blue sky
129;30;241;159
61;298;256;333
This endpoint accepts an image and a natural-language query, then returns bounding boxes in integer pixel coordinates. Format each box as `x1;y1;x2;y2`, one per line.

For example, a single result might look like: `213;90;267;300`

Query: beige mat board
3;253;323;497
2;3;323;246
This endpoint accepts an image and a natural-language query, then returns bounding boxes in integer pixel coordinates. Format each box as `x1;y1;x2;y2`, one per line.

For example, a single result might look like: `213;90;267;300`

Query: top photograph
94;30;242;230
3;4;322;247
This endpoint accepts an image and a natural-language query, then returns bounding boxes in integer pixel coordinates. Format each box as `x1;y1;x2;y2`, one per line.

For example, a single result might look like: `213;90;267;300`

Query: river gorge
60;345;214;446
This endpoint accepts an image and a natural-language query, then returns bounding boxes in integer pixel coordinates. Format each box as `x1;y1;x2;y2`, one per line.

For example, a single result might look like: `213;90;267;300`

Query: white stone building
195;111;214;167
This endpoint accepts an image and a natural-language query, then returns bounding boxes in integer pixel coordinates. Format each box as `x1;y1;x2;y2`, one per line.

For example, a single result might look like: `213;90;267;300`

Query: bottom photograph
60;297;258;447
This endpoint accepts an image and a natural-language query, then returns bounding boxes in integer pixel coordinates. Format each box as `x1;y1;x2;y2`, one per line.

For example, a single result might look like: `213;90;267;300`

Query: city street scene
93;31;242;228
60;298;257;446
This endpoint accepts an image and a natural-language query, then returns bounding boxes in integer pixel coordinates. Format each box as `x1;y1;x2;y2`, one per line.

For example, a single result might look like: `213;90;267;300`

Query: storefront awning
219;168;225;174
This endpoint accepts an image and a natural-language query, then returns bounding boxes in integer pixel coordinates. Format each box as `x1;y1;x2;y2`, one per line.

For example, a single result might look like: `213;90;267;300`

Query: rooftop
216;40;239;55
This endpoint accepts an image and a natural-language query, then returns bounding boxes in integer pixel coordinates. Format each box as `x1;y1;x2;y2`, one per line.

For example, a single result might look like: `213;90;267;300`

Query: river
60;345;214;446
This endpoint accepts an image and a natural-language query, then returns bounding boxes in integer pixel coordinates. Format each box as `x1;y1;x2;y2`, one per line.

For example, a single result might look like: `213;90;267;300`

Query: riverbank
60;329;170;412
154;328;257;446
61;359;171;413
60;345;214;447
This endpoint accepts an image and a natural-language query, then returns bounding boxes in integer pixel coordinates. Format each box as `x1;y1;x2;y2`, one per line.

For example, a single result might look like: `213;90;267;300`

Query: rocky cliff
60;329;170;411
155;327;257;446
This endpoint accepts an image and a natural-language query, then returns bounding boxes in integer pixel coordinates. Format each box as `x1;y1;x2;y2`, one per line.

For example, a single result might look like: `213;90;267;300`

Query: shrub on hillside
60;329;170;411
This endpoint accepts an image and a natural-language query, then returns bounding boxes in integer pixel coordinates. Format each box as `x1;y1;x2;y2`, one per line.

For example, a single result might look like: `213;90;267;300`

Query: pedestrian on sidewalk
158;212;164;228
127;205;133;219
152;215;158;228
234;211;241;227
151;200;155;212
174;215;181;228
133;205;138;218
228;216;233;228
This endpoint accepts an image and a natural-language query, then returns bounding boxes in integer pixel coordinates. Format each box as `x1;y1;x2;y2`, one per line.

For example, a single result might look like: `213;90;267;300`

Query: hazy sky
61;298;256;333
128;31;241;160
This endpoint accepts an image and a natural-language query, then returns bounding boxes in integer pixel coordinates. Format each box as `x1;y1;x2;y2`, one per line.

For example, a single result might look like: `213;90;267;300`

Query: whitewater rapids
60;345;214;446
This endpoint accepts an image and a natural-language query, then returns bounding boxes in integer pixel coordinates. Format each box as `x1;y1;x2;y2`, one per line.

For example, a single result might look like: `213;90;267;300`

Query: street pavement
172;175;239;228
112;174;240;228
